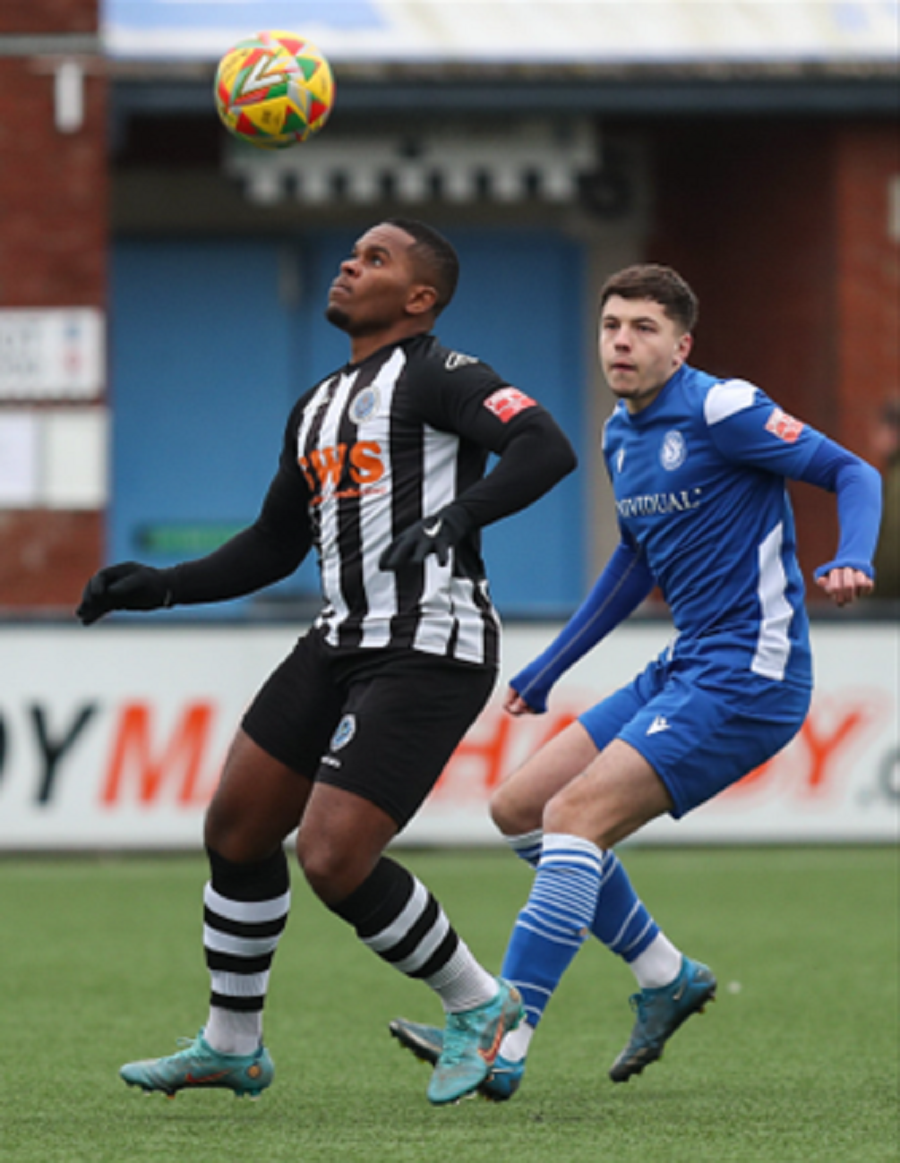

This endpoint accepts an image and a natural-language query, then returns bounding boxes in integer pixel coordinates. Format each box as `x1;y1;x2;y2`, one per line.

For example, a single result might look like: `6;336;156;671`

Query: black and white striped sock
202;846;290;1055
330;856;496;1013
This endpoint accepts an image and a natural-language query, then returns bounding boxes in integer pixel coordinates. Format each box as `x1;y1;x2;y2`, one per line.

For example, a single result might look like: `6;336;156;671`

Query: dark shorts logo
330;714;356;751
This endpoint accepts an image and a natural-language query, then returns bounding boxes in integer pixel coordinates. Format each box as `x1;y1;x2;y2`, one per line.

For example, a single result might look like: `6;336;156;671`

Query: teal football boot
425;980;523;1105
390;1017;526;1101
120;1031;274;1098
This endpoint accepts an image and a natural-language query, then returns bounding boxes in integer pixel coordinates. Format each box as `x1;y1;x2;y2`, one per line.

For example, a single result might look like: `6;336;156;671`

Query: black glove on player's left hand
379;505;474;570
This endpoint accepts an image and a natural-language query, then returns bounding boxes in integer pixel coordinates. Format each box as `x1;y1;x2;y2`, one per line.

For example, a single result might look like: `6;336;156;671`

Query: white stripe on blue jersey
752;521;794;680
703;378;756;425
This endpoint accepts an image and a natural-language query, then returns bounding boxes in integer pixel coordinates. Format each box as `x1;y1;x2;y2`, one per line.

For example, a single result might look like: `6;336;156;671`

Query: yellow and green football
214;30;334;149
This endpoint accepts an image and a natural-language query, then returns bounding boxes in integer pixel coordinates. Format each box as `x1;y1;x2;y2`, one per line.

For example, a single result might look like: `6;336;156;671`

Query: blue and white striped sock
593;850;660;962
506;828;543;868
500;833;603;1030
505;830;666;978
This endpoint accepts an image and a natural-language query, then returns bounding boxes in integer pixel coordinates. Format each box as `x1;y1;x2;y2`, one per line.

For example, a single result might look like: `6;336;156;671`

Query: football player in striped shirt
77;219;576;1106
389;262;881;1099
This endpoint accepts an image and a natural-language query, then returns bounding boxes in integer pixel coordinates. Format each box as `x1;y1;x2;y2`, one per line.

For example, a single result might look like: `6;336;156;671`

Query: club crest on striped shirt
349;386;381;425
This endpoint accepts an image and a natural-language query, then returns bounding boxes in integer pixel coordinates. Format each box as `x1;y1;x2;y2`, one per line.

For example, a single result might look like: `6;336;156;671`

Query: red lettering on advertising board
434;691;884;808
799;705;869;791
435;706;579;798
437;712;514;796
725;695;879;799
101;702;219;807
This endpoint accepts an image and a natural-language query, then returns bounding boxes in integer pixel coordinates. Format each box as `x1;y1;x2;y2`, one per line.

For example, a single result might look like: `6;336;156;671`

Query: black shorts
241;630;497;830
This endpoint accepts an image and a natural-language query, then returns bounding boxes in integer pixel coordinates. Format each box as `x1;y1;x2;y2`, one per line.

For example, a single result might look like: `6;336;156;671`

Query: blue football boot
609;956;717;1082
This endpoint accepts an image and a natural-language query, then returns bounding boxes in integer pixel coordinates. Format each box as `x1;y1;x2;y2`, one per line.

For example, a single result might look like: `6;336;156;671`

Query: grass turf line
0;847;896;1162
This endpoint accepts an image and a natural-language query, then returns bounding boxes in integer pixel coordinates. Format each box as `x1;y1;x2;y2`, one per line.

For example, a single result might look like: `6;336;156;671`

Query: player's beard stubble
324;304;351;331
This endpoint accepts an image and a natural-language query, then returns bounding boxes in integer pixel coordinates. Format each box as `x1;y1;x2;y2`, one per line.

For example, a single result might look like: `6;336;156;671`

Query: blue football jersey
602;364;825;685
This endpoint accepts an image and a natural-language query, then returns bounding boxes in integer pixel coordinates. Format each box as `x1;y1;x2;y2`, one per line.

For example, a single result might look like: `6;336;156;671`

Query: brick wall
0;60;108;307
644;116;898;598
0;0;107;612
833;122;900;460
0;510;101;606
0;1;97;35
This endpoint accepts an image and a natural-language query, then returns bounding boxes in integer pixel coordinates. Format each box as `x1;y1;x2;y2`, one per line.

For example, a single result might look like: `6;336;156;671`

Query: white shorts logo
647;715;671;735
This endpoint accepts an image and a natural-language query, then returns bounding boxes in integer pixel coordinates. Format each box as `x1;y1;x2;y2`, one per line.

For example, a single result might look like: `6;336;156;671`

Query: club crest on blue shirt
349;386;380;425
330;714;356;751
660;430;687;471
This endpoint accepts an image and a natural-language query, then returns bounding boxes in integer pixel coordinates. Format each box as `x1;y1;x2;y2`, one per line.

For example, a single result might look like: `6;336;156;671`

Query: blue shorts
578;653;811;818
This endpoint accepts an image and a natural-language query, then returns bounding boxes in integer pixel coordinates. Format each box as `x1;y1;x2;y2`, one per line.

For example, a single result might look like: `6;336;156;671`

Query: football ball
214;30;334;149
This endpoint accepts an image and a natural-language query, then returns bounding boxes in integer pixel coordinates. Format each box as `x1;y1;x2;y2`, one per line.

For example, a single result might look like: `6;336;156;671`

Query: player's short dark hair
600;264;699;334
384;217;460;315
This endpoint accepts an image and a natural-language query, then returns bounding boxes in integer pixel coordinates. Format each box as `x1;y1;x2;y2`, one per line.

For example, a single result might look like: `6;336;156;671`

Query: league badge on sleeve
765;407;805;443
484;387;537;423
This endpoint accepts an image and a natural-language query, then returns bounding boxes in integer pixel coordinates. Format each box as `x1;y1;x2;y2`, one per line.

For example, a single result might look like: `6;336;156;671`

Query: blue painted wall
110;228;585;619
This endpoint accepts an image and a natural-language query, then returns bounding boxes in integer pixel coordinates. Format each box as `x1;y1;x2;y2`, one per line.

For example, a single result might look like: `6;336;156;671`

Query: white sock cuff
505;829;543;865
629;934;683;990
204;1008;263;1057
426;942;498;1012
540;832;603;867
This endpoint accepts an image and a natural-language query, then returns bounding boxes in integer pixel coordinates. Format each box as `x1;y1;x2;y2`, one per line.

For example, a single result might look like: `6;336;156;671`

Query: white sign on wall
0;412;40;504
0;621;895;851
0;407;108;509
0;308;105;401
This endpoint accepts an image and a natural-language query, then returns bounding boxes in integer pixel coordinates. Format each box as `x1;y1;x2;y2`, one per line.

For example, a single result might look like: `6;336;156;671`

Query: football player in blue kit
389;262;882;1099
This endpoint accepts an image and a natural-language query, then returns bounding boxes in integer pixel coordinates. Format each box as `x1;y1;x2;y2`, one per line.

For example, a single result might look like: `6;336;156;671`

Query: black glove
379;505;474;571
76;562;175;625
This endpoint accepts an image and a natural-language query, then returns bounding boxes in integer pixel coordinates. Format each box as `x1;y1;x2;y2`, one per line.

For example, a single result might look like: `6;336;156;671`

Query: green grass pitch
1;847;896;1162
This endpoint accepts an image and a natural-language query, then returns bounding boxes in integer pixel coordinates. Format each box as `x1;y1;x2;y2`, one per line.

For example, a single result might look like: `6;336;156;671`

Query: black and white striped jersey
278;333;575;667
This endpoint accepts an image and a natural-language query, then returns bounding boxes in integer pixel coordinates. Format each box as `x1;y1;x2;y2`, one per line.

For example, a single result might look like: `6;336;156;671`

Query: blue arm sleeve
798;438;882;580
509;542;655;713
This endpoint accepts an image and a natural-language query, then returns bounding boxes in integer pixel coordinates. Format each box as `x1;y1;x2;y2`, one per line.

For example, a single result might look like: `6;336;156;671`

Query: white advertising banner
0;620;896;850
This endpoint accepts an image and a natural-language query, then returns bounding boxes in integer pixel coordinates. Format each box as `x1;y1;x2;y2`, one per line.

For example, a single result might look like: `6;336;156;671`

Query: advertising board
0;621;896;849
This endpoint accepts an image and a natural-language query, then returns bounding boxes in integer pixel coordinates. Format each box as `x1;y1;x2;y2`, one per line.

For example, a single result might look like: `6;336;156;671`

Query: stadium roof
102;0;899;67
